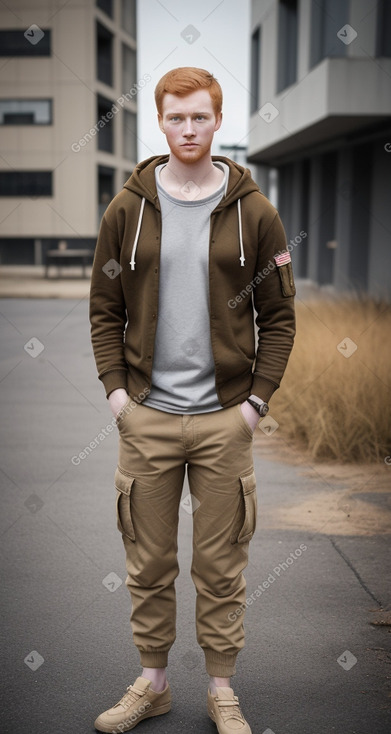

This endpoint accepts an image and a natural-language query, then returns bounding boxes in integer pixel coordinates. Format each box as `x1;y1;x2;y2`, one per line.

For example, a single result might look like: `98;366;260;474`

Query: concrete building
248;0;391;298
0;0;138;265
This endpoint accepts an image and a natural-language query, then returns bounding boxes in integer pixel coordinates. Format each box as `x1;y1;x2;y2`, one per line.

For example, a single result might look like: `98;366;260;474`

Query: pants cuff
204;649;237;677
139;650;169;669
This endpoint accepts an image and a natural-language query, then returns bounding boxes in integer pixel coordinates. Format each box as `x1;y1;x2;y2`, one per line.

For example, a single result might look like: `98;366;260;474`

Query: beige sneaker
94;676;171;733
207;686;252;733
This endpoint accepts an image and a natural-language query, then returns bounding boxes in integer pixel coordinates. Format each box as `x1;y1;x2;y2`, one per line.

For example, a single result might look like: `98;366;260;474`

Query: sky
136;0;251;161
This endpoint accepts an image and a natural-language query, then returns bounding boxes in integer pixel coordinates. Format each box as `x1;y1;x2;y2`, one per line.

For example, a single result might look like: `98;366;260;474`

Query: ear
158;113;165;133
214;112;222;132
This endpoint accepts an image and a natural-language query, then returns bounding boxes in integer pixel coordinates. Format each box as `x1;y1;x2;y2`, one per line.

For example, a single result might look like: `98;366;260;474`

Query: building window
277;0;298;93
310;0;349;68
122;44;137;95
0;171;52;196
250;27;261;114
377;0;391;56
0;29;51;56
96;21;113;87
97;95;114;153
123;110;137;161
122;0;137;38
96;0;113;17
0;99;52;125
98;165;115;225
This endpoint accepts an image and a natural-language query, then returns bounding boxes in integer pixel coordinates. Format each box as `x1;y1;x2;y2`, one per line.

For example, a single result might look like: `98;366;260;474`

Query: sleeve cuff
250;375;279;403
99;369;129;399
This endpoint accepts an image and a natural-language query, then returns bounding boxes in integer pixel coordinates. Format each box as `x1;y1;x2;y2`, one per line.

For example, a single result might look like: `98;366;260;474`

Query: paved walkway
0;265;92;299
0;297;390;734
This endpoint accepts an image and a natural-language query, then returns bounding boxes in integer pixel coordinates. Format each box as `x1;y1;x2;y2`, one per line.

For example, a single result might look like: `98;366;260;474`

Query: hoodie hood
123;155;261;270
123;154;260;208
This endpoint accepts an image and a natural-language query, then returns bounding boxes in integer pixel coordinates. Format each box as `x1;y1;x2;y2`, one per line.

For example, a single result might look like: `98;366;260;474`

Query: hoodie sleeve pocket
230;470;258;544
276;261;296;297
115;467;135;542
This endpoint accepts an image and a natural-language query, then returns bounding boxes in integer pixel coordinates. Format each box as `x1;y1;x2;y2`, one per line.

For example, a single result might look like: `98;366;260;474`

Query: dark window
0;28;51;56
250;27;261;114
318;152;338;285
0;99;52;125
298;159;310;278
97;95;114;153
0;238;35;265
310;0;349;68
122;44;137;94
377;0;391;56
98;165;115;225
96;21;113;86
277;0;298;92
96;0;113;17
122;0;137;38
0;171;52;196
348;145;372;290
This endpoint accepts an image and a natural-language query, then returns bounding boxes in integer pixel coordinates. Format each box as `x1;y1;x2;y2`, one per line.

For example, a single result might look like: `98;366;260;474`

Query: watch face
260;403;269;416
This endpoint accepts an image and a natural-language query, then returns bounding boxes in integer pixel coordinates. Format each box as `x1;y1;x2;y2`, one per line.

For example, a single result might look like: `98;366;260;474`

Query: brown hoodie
89;155;295;405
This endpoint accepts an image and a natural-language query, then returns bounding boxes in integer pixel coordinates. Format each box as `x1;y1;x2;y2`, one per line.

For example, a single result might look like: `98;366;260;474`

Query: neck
164;152;216;186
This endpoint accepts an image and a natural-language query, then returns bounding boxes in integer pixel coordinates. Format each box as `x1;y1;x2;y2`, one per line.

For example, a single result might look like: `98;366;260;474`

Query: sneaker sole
94;702;171;733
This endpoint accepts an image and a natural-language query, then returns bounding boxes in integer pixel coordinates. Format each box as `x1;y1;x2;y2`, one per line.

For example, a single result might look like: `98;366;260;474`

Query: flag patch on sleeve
274;251;291;267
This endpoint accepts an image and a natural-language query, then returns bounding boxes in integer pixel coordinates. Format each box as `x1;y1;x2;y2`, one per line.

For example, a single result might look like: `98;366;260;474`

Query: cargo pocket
275;259;296;297
229;470;257;544
114;466;135;542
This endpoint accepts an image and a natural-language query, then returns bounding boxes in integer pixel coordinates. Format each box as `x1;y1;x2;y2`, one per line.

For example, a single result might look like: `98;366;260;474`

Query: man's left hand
240;400;260;432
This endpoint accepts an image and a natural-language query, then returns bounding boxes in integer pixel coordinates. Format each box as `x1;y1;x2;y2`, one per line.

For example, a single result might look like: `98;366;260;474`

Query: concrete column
349;0;377;57
34;239;42;266
298;0;312;79
277;163;294;240
254;164;270;198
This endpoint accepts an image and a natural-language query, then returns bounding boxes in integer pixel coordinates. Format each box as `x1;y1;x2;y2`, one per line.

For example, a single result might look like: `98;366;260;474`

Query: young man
89;67;295;733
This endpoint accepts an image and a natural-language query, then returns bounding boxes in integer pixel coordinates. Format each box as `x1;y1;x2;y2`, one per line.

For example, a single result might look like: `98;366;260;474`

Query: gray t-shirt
143;162;229;414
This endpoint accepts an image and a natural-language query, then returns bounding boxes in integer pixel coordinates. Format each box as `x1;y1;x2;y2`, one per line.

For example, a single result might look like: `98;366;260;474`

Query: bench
45;248;95;279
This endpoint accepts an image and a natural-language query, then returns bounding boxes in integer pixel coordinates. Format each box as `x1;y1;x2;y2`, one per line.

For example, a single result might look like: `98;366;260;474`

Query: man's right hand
108;388;129;418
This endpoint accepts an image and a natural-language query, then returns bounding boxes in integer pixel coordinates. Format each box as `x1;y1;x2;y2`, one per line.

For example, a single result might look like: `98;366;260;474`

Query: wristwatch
246;395;269;417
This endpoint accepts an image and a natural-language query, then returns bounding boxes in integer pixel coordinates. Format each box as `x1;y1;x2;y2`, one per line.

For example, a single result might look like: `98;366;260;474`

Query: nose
183;117;195;137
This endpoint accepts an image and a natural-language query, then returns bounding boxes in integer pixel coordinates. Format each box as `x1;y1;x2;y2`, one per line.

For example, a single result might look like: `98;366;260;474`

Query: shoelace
117;684;144;709
215;695;244;723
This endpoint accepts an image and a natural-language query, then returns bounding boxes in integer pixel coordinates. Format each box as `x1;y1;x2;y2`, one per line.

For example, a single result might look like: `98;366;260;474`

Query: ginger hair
155;67;223;117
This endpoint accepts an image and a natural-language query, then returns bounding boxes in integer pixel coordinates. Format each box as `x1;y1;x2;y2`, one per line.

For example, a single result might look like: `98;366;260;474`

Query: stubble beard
173;143;210;165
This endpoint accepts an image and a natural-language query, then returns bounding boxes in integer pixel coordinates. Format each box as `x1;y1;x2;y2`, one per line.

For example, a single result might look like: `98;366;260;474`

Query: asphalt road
0;297;390;734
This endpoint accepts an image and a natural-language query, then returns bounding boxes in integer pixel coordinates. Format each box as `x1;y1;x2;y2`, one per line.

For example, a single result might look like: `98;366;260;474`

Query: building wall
0;0;137;264
248;0;391;298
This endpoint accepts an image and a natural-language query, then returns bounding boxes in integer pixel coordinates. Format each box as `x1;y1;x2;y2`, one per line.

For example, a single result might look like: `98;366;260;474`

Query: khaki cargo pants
114;399;258;677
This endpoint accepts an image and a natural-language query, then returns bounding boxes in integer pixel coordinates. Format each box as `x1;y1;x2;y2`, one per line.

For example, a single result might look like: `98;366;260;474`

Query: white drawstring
129;197;146;271
237;199;245;267
130;196;244;270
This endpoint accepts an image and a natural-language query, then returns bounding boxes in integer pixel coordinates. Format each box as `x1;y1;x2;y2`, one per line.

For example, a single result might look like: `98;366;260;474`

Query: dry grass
270;296;391;463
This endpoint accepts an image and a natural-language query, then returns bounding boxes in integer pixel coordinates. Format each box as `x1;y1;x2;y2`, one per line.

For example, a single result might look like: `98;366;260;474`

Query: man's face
158;89;222;164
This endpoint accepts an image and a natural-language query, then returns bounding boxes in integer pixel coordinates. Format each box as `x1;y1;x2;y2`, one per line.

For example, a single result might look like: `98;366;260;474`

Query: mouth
181;143;198;147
